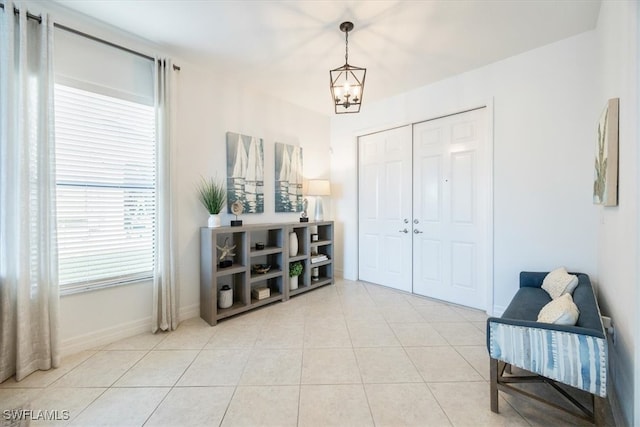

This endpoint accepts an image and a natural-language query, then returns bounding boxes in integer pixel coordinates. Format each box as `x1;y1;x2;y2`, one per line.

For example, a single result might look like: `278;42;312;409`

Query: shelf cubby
250;276;284;306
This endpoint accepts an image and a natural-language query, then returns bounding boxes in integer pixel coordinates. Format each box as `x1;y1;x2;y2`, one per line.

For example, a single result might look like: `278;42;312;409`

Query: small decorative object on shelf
312;267;320;281
216;237;236;268
289;261;303;290
252;286;271;300
252;264;271;274
255;242;265;250
230;200;244;226
300;198;309;222
311;233;319;242
289;231;299;256
218;285;233;309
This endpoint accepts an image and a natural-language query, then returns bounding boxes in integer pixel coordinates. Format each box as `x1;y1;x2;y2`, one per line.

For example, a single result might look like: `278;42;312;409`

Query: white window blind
54;27;154;106
54;84;157;293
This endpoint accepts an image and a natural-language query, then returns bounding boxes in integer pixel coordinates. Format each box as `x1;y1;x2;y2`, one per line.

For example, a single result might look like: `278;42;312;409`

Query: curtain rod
0;3;181;71
0;2;41;22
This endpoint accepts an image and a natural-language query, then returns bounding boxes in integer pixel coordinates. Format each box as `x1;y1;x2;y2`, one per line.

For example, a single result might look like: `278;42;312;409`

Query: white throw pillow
537;293;580;325
541;267;579;299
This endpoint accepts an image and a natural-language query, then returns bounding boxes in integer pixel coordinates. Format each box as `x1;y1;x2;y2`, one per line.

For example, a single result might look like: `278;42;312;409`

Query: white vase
218;286;233;309
289;232;298;257
290;275;299;291
208;214;221;228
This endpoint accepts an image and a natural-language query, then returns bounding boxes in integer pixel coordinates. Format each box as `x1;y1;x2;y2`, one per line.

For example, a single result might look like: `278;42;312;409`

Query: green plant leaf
197;176;227;214
289;261;303;277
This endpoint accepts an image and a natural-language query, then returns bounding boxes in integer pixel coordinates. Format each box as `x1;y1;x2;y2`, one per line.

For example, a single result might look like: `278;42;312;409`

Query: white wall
34;2;331;354
174;64;331;319
595;1;639;425
330;31;600;314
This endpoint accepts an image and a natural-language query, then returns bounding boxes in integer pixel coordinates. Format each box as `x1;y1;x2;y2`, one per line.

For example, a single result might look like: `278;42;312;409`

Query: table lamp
307;179;331;221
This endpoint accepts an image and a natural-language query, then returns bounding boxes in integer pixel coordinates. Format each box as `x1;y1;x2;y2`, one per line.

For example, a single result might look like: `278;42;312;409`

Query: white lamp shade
307;179;331;196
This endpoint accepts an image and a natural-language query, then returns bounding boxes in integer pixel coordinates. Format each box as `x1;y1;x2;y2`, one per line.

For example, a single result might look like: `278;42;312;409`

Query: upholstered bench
486;271;608;424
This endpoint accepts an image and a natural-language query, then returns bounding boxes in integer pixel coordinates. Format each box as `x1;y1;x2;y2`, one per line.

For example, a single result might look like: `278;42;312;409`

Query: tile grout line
141;333;210;426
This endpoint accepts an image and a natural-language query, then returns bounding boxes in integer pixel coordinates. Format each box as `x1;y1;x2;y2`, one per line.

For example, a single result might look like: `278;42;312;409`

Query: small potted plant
289;261;303;290
197;176;226;228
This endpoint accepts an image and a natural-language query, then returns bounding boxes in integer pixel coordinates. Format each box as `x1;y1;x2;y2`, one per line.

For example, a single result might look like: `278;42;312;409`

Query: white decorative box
251;286;270;300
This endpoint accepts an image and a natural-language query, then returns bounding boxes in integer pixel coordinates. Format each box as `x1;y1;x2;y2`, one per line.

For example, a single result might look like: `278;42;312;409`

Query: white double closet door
358;108;490;310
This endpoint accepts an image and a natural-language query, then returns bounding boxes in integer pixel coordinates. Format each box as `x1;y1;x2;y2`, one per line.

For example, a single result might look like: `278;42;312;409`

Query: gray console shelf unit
200;221;334;325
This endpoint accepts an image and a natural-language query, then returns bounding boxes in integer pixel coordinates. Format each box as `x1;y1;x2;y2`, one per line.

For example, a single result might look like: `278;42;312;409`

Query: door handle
413;229;423;234
399;228;408;234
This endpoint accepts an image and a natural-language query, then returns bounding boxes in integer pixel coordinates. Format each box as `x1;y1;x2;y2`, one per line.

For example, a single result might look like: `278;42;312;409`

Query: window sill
60;275;152;296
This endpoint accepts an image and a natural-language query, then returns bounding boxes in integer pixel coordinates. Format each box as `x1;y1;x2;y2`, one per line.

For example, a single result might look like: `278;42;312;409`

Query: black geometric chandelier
329;21;366;114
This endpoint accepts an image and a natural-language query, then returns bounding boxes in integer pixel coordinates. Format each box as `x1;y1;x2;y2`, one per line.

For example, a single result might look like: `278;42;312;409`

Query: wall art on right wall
593;98;619;206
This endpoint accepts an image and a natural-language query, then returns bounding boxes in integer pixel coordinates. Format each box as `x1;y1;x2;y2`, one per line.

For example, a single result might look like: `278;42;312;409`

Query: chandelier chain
345;30;349;65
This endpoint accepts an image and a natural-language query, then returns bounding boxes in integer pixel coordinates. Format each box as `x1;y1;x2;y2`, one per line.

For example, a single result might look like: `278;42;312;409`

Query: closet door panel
358;126;412;292
413;109;488;309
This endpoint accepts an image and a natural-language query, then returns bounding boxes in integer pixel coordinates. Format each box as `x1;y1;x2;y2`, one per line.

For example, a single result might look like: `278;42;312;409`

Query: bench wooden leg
593;395;607;426
490;357;499;413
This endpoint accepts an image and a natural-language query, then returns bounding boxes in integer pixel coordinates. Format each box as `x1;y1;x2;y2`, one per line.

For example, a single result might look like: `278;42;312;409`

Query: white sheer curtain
0;2;60;382
152;58;178;332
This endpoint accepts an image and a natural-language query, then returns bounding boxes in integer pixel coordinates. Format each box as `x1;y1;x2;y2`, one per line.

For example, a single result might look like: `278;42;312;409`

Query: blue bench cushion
498;272;604;338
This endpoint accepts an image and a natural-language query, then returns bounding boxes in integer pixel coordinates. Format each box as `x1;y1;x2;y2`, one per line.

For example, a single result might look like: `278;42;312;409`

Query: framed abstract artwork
593;98;619;206
226;132;264;213
274;142;303;212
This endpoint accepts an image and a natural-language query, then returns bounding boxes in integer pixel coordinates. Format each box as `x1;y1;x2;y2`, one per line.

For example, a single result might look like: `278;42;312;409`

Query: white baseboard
60;303;202;357
179;303;200;321
61;316;152;357
334;268;344;279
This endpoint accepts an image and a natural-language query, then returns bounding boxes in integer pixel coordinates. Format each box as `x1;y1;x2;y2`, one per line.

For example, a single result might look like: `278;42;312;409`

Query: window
54;84;156;293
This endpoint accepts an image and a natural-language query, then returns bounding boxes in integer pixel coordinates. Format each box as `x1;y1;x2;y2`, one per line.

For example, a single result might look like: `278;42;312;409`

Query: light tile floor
0;279;616;426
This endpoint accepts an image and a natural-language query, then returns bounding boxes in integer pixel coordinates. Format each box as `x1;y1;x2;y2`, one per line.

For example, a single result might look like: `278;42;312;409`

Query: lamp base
314;197;324;222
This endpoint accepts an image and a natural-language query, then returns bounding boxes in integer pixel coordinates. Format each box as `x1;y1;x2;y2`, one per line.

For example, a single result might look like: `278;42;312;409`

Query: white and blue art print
226;132;264;214
274;142;303;213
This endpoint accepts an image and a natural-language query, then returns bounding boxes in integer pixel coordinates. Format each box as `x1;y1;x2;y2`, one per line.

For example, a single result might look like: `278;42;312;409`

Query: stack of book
310;254;329;264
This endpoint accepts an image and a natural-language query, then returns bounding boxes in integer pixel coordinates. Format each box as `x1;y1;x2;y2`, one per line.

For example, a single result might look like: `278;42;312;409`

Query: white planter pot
289;232;298;257
208;214;221;228
290;275;299;291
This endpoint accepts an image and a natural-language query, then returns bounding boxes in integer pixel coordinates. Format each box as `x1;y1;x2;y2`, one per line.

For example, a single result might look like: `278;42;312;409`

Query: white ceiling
52;0;601;116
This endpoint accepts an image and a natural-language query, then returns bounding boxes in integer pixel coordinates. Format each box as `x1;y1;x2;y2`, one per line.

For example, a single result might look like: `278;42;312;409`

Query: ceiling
51;0;601;116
